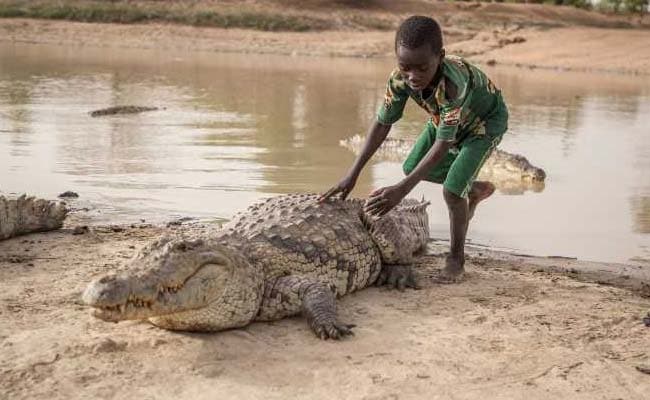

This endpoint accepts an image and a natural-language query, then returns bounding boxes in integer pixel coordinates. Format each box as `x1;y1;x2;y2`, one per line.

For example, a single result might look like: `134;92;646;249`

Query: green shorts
402;120;503;198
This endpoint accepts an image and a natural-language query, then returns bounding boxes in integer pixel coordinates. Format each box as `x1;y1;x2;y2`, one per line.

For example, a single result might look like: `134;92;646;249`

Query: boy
319;15;508;282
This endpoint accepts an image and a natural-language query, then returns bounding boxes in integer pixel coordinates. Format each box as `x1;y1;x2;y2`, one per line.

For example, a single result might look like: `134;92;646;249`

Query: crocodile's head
492;150;546;182
521;164;546;182
82;235;264;331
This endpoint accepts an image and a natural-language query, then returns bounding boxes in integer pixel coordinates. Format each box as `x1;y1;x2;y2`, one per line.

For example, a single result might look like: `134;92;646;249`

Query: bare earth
1;223;649;400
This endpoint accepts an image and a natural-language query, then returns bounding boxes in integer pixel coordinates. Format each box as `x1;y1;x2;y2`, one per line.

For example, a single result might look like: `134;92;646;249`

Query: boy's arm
348;121;392;179
320;69;408;201
319;121;391;201
350;67;410;177
399;138;453;193
365;138;453;216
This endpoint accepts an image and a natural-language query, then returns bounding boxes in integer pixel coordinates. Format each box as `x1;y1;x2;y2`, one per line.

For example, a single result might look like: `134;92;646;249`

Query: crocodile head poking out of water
485;149;546;182
82;235;264;331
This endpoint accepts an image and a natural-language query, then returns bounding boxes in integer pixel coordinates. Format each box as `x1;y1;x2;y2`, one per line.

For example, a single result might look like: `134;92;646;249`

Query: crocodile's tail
0;194;68;240
363;198;430;264
339;135;411;163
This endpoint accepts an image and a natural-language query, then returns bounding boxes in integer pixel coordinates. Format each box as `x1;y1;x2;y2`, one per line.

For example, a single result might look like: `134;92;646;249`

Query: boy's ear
440;48;446;59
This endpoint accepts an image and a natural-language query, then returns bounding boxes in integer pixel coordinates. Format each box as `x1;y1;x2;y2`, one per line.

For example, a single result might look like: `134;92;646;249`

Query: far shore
1;15;649;75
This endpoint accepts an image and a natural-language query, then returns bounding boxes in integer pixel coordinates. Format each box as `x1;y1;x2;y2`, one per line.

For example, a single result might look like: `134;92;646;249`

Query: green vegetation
596;0;649;13
0;1;332;32
482;0;648;14
0;0;645;31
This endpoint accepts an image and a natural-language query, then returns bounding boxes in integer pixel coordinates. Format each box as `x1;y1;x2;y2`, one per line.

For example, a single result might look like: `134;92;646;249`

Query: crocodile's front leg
257;276;355;340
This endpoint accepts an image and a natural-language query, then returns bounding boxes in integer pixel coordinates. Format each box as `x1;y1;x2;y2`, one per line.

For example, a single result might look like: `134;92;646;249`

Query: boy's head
394;16;445;91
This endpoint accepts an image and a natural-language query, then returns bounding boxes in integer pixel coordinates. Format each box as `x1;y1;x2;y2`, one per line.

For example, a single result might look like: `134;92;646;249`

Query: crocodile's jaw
83;261;232;322
83;237;264;331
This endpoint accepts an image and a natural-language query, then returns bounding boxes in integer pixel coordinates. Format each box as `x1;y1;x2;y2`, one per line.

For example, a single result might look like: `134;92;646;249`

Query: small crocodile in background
89;105;161;117
0;194;68;240
83;193;429;340
340;134;546;195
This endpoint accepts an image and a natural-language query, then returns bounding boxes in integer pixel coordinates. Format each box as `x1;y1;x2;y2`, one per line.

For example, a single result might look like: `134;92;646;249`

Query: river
1;43;648;264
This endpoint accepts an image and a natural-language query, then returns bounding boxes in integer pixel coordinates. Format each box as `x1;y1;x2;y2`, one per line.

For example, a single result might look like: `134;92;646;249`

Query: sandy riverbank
0;1;649;74
1;220;649;399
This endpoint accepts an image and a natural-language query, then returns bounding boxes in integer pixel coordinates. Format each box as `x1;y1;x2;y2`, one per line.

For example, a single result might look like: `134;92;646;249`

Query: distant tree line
593;0;649;13
467;0;649;14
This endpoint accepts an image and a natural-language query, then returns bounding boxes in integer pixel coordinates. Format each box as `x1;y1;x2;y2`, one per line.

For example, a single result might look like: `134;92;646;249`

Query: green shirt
377;55;507;143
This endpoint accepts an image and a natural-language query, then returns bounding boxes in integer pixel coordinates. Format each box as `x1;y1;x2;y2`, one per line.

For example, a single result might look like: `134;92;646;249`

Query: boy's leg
439;134;501;282
442;187;469;281
402;119;455;183
468;181;495;220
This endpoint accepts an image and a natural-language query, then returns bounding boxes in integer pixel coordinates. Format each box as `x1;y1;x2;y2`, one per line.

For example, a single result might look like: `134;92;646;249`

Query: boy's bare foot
433;256;465;284
468;181;495;220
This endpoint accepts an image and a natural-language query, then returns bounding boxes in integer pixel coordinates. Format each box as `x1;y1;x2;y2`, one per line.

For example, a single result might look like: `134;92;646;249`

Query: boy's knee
403;160;446;185
443;187;464;206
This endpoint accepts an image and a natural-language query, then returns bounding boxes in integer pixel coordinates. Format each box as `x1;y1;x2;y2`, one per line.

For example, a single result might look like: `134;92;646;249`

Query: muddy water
0;43;648;264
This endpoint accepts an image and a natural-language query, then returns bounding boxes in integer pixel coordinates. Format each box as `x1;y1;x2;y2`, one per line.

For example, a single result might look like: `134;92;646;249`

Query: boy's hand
364;184;408;217
319;173;357;202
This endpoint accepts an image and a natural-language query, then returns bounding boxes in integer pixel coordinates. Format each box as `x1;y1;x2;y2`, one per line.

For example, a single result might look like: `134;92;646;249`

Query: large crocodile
83;193;429;339
340;135;546;194
0;194;68;240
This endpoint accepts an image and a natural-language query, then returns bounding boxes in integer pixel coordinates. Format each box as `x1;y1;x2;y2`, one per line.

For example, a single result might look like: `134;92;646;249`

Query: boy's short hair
395;16;443;54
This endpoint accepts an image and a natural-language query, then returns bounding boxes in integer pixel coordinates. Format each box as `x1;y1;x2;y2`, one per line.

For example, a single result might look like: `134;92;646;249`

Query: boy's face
396;44;444;92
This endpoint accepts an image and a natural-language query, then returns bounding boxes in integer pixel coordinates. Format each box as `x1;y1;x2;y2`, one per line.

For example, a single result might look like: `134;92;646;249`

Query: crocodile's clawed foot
375;264;420;291
310;319;356;340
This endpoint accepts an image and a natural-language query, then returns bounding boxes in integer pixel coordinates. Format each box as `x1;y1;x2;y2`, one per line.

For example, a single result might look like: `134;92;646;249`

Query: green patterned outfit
377;55;508;198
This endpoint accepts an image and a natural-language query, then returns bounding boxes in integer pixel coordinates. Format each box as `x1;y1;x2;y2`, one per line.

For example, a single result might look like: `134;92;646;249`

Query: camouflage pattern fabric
377;55;508;144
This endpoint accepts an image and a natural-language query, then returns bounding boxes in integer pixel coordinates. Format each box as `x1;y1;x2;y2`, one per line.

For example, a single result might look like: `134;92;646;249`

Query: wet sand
1;222;649;399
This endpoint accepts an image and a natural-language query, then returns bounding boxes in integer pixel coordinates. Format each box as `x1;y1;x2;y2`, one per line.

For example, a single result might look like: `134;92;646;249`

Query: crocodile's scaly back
224;193;382;297
364;198;430;264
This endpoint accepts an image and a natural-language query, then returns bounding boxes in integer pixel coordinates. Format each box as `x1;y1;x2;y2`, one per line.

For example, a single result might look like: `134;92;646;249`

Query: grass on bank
0;1;337;32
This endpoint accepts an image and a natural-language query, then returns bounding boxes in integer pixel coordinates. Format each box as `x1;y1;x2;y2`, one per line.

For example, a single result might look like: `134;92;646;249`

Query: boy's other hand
364;184;407;217
318;174;357;202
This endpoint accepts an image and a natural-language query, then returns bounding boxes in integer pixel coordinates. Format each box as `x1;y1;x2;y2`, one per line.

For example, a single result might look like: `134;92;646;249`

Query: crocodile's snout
524;166;547;181
82;275;130;306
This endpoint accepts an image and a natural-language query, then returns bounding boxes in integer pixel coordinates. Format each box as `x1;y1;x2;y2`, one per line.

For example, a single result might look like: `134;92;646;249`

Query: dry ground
1;223;649;399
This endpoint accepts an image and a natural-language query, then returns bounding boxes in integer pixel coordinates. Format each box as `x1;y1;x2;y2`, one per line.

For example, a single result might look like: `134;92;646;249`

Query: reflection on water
0;43;648;264
631;195;650;234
